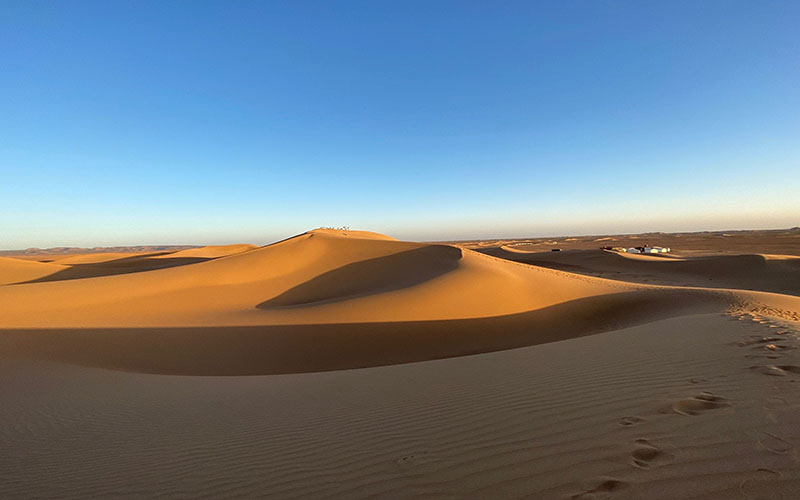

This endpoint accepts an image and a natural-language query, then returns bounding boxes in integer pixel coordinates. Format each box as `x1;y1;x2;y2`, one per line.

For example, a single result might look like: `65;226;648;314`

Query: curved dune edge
485;247;800;297
2;288;797;376
48;252;167;265
499;244;545;253
0;248;252;285
150;244;258;259
0;256;67;285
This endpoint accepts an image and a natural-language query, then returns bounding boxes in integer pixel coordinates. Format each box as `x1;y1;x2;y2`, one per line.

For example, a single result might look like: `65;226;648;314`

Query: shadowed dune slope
485;248;800;296
259;245;463;308
2;247;255;285
21;255;211;283
0;289;732;375
48;252;168;265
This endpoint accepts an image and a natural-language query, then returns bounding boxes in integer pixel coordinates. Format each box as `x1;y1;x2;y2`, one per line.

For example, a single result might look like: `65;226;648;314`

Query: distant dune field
1;228;799;498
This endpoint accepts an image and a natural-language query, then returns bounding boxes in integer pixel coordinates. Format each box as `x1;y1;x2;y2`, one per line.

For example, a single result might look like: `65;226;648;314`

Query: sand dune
47;251;167;265
2;313;799;498
0;256;66;285
1;245;256;285
0;230;617;327
14;253;210;284
2;229;799;498
486;247;800;296
2;229;798;374
0;289;735;376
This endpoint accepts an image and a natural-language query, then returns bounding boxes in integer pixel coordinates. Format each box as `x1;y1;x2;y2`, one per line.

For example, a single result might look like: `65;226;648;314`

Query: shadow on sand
481;249;800;296
259;245;463;308
19;255;210;284
0;289;727;376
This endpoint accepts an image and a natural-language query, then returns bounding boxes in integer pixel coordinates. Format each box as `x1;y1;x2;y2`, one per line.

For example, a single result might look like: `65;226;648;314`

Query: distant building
625;246;670;254
605;246;670;254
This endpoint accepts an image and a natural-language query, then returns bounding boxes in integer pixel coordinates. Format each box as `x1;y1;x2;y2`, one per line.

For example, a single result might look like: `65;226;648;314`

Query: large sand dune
0;229;620;328
3;229;797;375
2;229;799;498
484;247;800;296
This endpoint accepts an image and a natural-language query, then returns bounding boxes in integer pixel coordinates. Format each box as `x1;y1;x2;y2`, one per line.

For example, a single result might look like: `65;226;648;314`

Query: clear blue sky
2;1;798;248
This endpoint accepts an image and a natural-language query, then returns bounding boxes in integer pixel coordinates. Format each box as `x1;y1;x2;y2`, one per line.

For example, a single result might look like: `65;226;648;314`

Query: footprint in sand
763;397;788;410
631;439;672;469
757;432;793;454
571;478;629;500
671;392;729;416
745;354;783;360
394;452;432;467
733;336;786;347
617;416;645;427
739;468;782;500
754;343;795;353
750;365;800;377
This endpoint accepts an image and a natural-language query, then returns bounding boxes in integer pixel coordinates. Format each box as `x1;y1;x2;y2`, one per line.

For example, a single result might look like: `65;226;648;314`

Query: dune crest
150;244;257;259
307;228;398;240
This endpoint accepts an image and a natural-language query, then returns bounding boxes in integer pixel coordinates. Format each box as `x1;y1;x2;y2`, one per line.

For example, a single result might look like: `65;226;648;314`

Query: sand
1;229;799;498
0;256;67;285
482;247;800;296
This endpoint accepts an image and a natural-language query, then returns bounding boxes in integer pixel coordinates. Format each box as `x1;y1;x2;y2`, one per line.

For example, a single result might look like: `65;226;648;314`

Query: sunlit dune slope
0;257;66;285
0;229;630;327
2;229;799;375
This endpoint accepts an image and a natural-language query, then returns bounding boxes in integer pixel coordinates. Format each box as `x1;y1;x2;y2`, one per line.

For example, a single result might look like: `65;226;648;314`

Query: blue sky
2;1;799;248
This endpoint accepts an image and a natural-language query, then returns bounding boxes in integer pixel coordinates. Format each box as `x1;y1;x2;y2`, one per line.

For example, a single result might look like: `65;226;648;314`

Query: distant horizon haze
2;224;798;253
